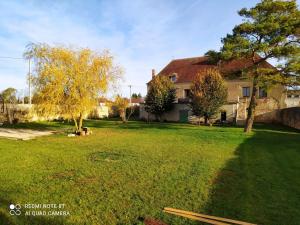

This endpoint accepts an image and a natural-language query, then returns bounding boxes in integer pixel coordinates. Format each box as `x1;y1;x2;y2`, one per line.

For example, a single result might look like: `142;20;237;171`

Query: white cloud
0;0;261;96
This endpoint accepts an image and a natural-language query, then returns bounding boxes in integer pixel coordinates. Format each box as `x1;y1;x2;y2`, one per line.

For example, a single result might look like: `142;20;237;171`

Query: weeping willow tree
24;43;122;133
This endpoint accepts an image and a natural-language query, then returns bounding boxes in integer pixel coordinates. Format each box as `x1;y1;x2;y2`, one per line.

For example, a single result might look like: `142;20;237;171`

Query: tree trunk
159;115;163;122
204;116;208;125
6;104;12;124
78;113;83;133
73;117;78;132
155;114;160;122
244;80;258;133
126;106;133;122
120;110;126;123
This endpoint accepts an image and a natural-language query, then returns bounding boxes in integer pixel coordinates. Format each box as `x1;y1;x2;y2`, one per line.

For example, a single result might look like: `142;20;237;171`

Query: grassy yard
0;120;299;225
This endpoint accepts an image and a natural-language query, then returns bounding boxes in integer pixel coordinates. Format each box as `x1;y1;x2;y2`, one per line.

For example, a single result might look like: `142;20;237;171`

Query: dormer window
169;73;177;82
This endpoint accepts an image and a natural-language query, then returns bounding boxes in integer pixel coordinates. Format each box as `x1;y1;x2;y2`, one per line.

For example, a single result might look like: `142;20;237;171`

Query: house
285;87;300;107
88;97;109;119
130;97;144;106
140;56;287;124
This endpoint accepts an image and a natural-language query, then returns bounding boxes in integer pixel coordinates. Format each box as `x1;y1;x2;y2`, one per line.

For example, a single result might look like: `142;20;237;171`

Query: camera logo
9;204;21;216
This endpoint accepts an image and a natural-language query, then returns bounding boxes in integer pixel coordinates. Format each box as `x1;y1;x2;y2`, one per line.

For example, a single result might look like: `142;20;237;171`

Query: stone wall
277;107;300;130
0;104;109;123
254;107;300;130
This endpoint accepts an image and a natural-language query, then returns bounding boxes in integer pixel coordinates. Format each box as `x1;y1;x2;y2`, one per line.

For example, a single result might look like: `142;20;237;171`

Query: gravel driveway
0;128;54;140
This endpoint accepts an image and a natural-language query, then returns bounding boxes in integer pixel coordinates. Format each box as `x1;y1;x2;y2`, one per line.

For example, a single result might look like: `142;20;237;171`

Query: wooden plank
163;209;230;225
164;208;257;225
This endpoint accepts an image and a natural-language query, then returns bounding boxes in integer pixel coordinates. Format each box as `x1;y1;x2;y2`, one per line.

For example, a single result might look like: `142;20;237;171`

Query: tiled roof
131;98;144;103
155;55;275;83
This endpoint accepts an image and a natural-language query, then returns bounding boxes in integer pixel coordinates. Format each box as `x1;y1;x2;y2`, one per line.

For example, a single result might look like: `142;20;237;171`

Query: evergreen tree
219;0;300;132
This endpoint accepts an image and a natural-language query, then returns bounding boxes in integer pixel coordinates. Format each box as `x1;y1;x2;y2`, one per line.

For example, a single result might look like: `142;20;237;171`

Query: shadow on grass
1;122;62;131
84;119;242;132
84;119;190;131
203;125;300;225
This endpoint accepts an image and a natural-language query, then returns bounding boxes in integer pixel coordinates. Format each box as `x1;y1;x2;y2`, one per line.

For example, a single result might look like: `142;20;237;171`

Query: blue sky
0;0;263;97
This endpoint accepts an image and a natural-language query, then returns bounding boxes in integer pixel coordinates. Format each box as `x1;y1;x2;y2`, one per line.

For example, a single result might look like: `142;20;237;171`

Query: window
169;73;177;82
242;87;250;97
295;95;300;98
259;87;267;98
287;95;292;98
221;111;227;122
184;89;191;98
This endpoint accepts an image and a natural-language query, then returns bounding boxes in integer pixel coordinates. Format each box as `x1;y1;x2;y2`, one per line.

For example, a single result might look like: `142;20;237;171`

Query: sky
0;0;264;98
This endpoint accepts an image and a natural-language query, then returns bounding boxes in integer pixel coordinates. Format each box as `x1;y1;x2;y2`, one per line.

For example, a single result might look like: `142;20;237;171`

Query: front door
221;111;227;122
179;110;189;123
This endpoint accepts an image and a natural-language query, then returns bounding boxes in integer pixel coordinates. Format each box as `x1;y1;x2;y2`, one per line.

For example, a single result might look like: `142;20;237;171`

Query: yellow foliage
113;95;129;122
24;43;122;131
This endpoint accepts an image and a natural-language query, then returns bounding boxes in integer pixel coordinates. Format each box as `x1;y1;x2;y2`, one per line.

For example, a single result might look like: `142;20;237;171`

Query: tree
24;43;122;133
190;69;227;125
0;88;17;124
131;93;142;98
144;75;176;121
219;0;300;133
113;95;130;122
23;96;29;104
205;50;222;65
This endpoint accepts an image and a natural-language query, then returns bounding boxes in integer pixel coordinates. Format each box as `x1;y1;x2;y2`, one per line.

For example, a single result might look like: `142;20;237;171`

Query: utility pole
22;89;25;104
28;58;32;105
128;85;132;106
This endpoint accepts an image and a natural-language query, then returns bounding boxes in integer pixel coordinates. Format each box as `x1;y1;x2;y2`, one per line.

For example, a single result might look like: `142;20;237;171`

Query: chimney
152;69;155;79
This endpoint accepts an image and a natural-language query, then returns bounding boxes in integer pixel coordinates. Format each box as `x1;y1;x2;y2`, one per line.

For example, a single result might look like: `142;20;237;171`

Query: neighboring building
140;56;287;124
130;97;144;106
89;97;109;119
285;87;300;107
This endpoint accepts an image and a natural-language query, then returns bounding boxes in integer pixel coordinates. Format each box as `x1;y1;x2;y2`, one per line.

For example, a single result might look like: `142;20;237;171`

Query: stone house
130;97;144;106
140;56;288;124
285;88;300;107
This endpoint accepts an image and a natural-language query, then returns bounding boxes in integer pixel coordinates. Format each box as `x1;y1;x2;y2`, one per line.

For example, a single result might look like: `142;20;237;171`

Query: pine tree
219;0;300;132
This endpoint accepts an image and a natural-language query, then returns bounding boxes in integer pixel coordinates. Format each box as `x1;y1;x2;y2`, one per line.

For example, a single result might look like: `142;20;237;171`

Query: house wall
143;77;287;123
171;80;286;107
89;106;109;119
140;104;192;121
285;96;300;107
173;82;192;100
140;103;238;122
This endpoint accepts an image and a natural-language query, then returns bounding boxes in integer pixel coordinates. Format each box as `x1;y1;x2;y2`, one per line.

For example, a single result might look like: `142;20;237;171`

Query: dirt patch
50;170;76;180
88;151;126;163
0;128;54;140
76;176;98;185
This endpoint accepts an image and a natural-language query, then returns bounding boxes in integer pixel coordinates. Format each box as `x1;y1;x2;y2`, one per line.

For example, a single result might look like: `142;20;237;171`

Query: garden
0;120;299;225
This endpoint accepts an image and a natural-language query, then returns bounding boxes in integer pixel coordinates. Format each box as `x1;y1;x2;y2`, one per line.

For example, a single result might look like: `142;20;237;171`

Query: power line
0;56;23;60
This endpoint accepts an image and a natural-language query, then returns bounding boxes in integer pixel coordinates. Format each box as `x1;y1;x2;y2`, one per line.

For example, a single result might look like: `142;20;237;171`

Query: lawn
0;120;299;225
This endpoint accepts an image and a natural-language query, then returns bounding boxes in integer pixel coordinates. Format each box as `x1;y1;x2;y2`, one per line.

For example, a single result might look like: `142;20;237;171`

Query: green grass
0;120;299;225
